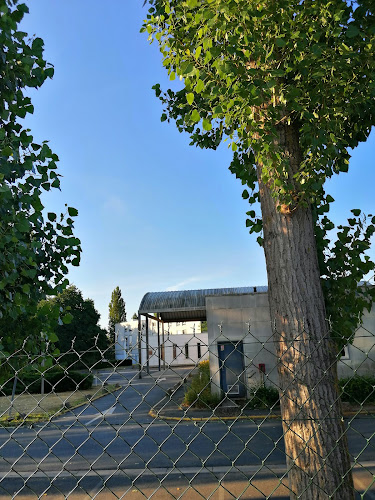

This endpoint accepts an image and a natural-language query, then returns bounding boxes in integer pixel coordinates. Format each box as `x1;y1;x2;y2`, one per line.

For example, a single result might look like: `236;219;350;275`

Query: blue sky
21;1;374;328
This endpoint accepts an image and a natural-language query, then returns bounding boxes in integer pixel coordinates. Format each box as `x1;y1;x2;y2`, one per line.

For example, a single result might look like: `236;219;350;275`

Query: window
197;342;201;358
341;346;350;360
173;344;177;360
185;343;189;359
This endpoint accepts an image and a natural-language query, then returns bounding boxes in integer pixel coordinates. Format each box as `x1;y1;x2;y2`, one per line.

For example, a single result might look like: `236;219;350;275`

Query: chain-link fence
0;315;374;499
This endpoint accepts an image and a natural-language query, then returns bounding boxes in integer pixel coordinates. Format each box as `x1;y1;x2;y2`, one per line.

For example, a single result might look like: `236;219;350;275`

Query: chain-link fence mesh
0;310;374;499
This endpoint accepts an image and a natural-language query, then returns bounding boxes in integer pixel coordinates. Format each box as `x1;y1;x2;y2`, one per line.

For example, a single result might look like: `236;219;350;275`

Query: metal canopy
138;286;268;322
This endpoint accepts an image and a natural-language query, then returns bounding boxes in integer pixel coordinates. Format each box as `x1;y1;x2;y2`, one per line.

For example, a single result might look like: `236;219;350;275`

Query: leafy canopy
143;0;375;206
0;0;81;351
143;0;375;347
48;286;108;355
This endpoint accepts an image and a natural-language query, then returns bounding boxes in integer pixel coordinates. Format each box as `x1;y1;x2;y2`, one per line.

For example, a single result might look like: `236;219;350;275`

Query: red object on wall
258;363;266;373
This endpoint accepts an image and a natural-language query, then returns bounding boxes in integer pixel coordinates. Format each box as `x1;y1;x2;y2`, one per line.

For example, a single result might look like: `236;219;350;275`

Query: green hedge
246;386;280;409
339;376;375;404
0;368;93;396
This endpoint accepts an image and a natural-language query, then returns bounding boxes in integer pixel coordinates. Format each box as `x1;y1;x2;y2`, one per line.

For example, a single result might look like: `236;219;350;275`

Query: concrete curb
149;405;375;423
148;408;281;422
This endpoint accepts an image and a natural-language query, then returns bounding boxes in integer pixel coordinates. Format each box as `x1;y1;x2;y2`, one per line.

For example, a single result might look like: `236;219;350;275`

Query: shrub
246;386;280;409
0;369;93;395
339;376;375;404
183;361;222;408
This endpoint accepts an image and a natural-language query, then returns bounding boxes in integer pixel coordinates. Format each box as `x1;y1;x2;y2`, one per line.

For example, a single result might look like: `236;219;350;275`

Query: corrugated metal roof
139;286;268;322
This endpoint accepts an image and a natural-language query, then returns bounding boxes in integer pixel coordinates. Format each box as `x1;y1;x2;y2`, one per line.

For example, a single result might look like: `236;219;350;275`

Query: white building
115;319;208;367
137;286;375;398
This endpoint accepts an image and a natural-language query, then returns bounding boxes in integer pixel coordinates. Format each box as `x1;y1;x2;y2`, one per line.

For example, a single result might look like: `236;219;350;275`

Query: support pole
138;313;142;379
162;320;166;370
157;314;161;371
145;316;150;375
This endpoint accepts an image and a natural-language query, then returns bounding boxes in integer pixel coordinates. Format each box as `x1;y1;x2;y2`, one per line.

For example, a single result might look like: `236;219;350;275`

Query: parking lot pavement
54;366;195;428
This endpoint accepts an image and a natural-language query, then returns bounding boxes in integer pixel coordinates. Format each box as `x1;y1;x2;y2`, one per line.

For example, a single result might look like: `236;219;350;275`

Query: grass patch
0;383;119;426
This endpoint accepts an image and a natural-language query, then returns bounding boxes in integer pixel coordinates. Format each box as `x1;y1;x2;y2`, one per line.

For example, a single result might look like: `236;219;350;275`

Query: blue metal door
218;341;246;398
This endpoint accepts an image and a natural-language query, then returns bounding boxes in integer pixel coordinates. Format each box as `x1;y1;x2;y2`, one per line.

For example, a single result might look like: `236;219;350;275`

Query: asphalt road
0;367;374;499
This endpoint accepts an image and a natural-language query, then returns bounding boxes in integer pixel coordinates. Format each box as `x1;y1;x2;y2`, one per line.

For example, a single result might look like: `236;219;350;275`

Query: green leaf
186;93;194;105
194;46;202;59
275;38;286;48
251;223;263;233
203;118;212;131
191;109;200;122
48;212;57;222
48;332;59;342
62;313;73;324
16;219;30;233
351;209;361;216
195;79;204;93
67;207;78;217
346;24;360;38
180;62;194;76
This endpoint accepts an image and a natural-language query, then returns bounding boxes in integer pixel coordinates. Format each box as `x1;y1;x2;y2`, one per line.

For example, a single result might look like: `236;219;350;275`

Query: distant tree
49;286;108;357
132;313;138;320
200;321;207;332
108;287;127;343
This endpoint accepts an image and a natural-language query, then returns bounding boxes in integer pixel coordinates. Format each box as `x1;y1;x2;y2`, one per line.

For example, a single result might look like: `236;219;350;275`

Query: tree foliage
0;0;81;355
47;286;108;355
108;286;127;342
142;0;375;347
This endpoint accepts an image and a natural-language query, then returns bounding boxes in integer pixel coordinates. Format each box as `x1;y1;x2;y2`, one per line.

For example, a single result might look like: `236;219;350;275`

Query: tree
132;313;138;320
142;1;375;497
108;287;127;343
48;286;108;362
0;0;81;360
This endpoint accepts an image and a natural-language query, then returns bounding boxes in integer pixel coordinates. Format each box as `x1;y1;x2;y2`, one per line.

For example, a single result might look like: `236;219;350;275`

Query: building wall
338;306;375;379
206;293;277;398
206;292;375;398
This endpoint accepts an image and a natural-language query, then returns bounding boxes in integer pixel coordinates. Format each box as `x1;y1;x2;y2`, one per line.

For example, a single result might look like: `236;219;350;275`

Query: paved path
0;366;374;498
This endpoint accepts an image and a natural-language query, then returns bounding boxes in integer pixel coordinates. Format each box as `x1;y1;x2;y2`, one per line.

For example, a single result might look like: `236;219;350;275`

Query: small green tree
108;287;127;343
48;286;108;367
0;0;81;368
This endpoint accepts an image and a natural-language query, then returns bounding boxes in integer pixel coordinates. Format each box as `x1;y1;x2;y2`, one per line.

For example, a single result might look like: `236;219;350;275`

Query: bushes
0;367;93;396
184;361;222;408
339;376;375;404
246;386;280;409
184;361;280;410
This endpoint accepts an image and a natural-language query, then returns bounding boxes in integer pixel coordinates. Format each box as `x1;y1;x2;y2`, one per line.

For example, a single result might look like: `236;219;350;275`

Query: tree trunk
257;124;354;499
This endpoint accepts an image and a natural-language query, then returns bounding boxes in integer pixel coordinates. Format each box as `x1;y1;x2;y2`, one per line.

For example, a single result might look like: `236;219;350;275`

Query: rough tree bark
257;124;354;499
